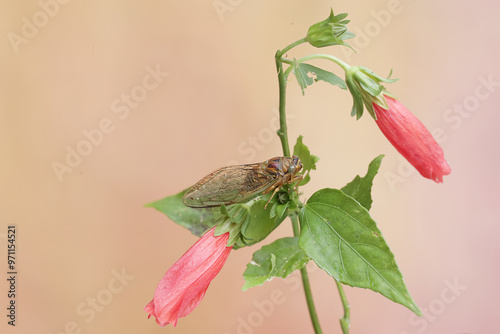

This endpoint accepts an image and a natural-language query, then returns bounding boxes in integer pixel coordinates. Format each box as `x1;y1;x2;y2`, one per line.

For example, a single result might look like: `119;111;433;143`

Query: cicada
182;156;303;208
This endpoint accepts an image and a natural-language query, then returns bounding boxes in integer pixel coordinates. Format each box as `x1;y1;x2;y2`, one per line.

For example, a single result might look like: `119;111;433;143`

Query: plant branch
275;51;291;157
297;53;351;71
275;38;307;157
336;280;350;334
276;38;323;334
291;215;323;334
276;37;307;59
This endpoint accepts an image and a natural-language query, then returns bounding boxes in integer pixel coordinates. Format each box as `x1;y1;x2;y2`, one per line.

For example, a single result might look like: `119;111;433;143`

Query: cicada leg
291;173;304;194
262;178;285;209
264;186;281;209
262;174;304;209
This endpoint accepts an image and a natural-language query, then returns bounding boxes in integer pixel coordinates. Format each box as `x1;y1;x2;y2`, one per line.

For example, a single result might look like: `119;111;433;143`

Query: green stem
276;38;323;334
276;37;307;58
283;65;294;82
291;216;323;334
275;37;307;157
297;53;351;72
275;51;290;157
335;280;350;334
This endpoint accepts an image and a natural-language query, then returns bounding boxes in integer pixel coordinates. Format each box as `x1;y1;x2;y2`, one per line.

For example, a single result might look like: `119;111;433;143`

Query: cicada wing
183;164;277;208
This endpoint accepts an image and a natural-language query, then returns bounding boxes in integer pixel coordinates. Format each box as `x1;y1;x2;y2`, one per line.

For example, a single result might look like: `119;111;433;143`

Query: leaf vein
304;205;406;302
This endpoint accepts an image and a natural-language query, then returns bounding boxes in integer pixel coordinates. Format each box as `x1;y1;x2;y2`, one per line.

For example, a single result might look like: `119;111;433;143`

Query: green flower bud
306;9;354;49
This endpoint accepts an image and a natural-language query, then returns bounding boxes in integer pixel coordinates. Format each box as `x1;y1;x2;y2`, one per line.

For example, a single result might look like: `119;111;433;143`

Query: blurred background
1;0;499;333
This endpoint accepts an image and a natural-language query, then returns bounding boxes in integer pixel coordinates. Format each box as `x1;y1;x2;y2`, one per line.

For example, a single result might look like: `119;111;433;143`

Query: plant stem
276;37;307;59
275;52;290;156
275;38;306;156
297;53;351;71
335;280;350;334
291;216;323;334
276;39;323;334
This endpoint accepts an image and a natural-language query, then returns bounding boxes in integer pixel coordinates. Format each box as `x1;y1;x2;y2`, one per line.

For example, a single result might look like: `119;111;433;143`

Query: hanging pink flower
145;227;232;327
372;95;451;182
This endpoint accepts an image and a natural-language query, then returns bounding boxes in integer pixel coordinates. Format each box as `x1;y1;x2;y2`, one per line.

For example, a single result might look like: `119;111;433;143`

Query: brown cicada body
182;156;303;208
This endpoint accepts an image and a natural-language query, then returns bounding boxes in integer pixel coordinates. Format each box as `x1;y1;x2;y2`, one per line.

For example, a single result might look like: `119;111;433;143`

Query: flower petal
145;227;232;326
373;95;451;182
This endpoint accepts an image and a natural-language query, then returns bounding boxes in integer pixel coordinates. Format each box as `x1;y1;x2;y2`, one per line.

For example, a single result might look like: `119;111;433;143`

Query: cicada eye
288;164;296;173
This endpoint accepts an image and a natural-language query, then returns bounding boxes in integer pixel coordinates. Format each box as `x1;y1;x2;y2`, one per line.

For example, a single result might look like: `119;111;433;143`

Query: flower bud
372;95;451;182
345;66;451;182
145;227;232;326
306;9;354;48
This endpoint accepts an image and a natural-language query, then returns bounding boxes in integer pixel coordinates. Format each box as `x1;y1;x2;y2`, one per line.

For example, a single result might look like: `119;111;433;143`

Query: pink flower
145;227;232;327
373;95;451;182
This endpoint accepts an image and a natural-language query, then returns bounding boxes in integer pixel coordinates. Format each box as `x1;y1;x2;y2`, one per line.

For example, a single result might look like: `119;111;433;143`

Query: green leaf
243;237;310;290
221;203;251;226
147;190;287;249
345;76;364;119
359;66;398;84
215;203;250;246
235;193;287;249
293;60;314;95
293;135;320;186
340;31;356;41
300;173;311;187
299;188;421;315
293;62;346;95
275;203;289;219
300;63;347;89
341;155;384;211
344;66;399;120
354;71;383;97
145;190;218;236
269;202;288;219
293;135;319;171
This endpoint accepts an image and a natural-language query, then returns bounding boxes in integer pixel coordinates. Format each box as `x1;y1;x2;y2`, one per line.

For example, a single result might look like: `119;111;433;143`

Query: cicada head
287;155;303;176
264;156;303;176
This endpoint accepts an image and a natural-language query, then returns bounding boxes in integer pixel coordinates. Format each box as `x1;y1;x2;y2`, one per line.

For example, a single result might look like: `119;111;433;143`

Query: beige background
1;0;499;333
